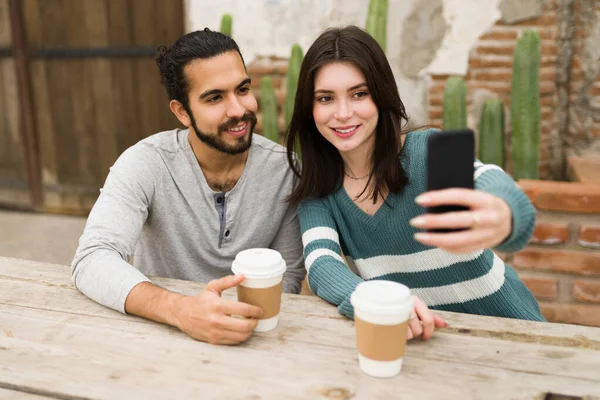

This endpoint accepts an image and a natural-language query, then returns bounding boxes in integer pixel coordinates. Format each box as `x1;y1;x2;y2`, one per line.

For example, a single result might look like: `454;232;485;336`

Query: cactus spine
479;98;505;168
260;77;279;144
511;30;541;180
365;0;388;52
443;76;467;130
285;44;303;128
220;14;233;37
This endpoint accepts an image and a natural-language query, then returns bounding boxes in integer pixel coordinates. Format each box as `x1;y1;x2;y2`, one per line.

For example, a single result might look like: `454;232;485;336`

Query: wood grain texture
1;257;599;399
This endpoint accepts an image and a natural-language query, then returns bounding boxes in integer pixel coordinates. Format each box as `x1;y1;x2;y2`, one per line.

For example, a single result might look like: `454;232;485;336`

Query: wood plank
2;258;600;385
106;0;140;156
63;0;96;193
2;278;600;383
3;256;600;343
23;0;59;209
36;0;80;212
1;309;598;399
131;0;160;140
0;0;10;46
84;0;118;184
154;0;184;133
0;388;51;399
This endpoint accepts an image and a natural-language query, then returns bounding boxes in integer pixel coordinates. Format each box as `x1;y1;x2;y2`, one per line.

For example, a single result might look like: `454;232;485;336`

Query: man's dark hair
156;28;245;110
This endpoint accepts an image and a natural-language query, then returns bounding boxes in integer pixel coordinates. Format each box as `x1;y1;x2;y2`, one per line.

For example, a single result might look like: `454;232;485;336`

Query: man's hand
173;274;264;345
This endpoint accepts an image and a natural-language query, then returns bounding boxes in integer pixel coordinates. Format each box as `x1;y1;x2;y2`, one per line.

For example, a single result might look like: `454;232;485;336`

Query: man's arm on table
71;145;262;344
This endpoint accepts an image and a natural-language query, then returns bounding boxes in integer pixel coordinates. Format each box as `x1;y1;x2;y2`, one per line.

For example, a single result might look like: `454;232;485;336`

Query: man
72;29;305;345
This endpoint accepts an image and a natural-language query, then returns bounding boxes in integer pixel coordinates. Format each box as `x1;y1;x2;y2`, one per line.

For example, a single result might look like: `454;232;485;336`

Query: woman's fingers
414;297;436;340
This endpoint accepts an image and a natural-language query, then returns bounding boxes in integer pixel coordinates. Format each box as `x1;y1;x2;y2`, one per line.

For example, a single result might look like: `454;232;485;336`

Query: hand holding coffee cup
173;274;263;345
232;248;287;332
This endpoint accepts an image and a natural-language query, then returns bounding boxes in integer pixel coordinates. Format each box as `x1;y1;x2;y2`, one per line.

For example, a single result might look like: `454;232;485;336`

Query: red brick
573;280;600;304
518;180;600;213
530;221;569;244
476;45;516;56
512;248;600;276
580;225;600;249
479;30;518;41
474;71;513;81
469;57;514;69
429;108;443;119
520;276;558;300
429;96;443;106
539;302;600;327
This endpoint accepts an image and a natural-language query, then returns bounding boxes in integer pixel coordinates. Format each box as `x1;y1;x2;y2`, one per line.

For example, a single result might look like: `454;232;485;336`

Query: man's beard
188;109;257;155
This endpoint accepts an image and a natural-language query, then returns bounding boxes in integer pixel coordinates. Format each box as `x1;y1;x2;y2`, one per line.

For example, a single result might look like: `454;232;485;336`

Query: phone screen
426;129;475;232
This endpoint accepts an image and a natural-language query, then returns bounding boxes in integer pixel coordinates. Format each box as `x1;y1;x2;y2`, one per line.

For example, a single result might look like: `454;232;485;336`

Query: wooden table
1;257;600;400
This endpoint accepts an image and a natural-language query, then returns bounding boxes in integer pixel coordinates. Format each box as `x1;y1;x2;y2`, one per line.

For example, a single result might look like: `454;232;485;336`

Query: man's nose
226;94;246;119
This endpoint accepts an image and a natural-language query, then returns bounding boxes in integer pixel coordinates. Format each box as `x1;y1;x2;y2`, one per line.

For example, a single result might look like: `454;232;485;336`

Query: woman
285;26;545;340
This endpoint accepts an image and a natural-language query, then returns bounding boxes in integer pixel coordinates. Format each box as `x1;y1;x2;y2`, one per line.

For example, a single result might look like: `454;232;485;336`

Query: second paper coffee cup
350;280;414;378
231;248;287;332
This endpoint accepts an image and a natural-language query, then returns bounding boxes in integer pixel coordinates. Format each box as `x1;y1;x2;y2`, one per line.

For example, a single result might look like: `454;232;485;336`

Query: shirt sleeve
71;144;158;313
298;200;363;319
473;159;536;253
269;202;306;294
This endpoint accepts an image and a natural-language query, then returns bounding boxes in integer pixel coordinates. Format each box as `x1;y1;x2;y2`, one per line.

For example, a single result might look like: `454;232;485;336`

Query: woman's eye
317;96;333;103
353;91;368;99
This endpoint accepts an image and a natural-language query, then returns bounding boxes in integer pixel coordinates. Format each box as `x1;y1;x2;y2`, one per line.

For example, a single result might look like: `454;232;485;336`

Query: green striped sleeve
298;200;363;319
473;160;536;253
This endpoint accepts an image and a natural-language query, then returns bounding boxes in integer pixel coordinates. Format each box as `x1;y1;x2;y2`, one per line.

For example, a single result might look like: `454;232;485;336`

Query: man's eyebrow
199;78;252;100
314;82;368;94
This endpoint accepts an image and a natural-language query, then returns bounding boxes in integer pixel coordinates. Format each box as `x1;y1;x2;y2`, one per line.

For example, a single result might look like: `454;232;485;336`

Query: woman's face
312;62;379;156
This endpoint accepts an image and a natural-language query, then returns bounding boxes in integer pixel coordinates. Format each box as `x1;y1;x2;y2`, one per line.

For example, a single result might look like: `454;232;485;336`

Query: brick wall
427;0;600;179
507;180;600;326
247;56;289;144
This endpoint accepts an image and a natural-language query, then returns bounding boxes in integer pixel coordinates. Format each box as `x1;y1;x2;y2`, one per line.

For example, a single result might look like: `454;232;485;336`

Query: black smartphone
426;129;475;232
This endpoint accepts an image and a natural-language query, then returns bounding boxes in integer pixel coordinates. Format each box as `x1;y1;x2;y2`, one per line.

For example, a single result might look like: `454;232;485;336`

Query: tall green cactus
220;14;233;37
479;98;505;168
286;44;303;156
285;44;303;128
511;30;541;180
443;76;467;130
365;0;388;52
260;77;279;144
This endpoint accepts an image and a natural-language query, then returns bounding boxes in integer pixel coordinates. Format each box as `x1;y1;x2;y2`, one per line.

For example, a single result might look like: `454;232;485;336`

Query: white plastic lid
350;281;413;315
231;248;287;279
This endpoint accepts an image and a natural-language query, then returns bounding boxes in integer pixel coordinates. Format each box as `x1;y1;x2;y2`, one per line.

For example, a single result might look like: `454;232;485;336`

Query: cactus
365;0;388;52
285;44;303;128
511;30;541;180
260;77;280;144
479;98;505;168
443;76;467;131
220;14;233;37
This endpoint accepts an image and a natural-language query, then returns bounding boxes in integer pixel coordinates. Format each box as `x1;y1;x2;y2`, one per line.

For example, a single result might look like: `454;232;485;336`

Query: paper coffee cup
231;248;287;332
350;281;414;378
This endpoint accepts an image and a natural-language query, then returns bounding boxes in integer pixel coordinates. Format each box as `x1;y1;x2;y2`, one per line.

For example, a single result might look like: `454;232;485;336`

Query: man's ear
169;100;191;127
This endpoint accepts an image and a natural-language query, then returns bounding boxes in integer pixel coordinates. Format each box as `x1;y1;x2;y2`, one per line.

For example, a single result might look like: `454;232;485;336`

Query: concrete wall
185;0;504;126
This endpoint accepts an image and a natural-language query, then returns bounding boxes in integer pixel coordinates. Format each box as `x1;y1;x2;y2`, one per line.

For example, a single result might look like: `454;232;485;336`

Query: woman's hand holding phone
410;188;512;253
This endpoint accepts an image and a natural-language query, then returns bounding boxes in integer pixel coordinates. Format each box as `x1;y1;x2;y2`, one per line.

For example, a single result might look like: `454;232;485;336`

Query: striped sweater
298;129;545;322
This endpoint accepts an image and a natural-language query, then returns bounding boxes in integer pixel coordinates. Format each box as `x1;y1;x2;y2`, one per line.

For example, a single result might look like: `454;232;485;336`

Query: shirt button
225;230;230;237
217;197;223;204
